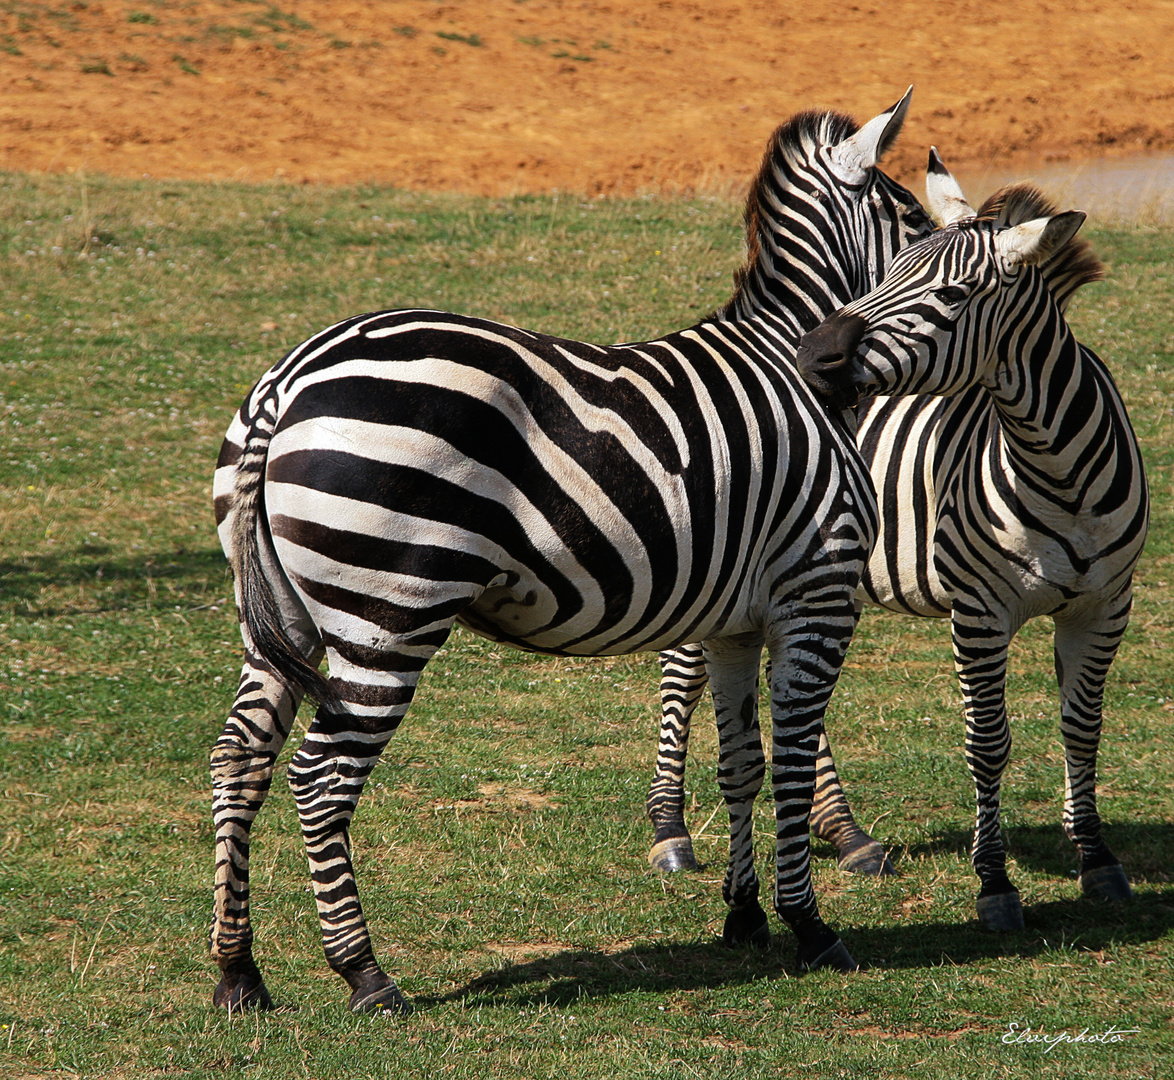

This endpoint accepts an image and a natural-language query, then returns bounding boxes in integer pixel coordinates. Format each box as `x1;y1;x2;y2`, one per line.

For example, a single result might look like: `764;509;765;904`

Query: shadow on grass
0;545;229;615
418;886;1174;1009
898;821;1174;884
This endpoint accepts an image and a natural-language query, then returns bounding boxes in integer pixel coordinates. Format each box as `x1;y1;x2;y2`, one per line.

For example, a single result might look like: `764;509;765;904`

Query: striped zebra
796;157;1149;930
207;94;944;1015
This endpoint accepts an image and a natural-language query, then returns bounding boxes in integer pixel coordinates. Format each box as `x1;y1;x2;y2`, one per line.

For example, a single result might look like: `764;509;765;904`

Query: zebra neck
726;272;859;339
990;319;1134;501
724;189;870;335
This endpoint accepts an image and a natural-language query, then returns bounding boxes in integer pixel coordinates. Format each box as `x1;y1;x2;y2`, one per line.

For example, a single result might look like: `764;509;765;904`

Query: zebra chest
946;501;1127;610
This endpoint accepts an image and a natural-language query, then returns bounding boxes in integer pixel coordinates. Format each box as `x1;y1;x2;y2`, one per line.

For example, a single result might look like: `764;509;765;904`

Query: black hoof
723;900;771;949
1079;863;1132;903
838;842;897;877
349;980;412;1016
801;938;859;973
976;890;1025;932
648;835;699;873
213;961;274;1012
793;916;858;972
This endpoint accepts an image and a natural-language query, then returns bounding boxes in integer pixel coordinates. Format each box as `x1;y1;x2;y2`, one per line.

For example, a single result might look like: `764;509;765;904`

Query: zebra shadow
892;821;1174;885
416;886;1174;1010
0;545;229;616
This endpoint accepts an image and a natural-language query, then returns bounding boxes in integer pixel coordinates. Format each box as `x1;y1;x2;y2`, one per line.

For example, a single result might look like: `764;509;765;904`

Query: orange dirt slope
2;1;1173;196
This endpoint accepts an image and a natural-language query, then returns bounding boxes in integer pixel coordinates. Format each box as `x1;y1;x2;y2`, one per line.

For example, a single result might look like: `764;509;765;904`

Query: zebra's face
795;210;1087;405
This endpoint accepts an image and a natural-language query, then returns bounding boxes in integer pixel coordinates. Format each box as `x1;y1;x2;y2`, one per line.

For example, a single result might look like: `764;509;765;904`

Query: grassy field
0;171;1171;1079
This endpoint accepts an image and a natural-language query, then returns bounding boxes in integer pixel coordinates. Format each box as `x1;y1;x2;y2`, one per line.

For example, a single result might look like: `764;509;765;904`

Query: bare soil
2;1;1173;196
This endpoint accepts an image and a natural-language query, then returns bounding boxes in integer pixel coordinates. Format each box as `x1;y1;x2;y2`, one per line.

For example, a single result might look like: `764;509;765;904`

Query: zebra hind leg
809;729;896;876
1054;611;1132;904
209;654;304;1010
646;647;894;880
647;644;708;873
646;648;894;878
287;696;414;1015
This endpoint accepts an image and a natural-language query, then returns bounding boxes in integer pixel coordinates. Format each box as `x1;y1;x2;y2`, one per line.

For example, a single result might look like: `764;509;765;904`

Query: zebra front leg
766;615;858;973
647;643;708;873
952;609;1023;931
806;598;892;875
704;634;770;949
287;702;410;1014
210;654;303;1010
1055;606;1132;903
810;729;896;876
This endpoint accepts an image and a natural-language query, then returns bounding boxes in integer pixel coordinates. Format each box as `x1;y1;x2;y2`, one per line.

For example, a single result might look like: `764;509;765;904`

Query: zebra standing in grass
207;93;945;1015
795;157;1149;930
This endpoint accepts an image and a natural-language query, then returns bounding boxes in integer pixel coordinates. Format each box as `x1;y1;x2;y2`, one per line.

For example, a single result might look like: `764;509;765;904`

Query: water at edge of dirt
953;151;1174;224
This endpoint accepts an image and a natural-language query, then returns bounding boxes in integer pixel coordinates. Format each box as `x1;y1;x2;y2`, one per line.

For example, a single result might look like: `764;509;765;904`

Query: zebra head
796;150;1088;406
725;87;934;324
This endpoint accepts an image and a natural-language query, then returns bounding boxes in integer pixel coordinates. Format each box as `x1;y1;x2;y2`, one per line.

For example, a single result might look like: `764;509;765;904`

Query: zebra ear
993;211;1087;267
827;86;912;183
925;147;975;225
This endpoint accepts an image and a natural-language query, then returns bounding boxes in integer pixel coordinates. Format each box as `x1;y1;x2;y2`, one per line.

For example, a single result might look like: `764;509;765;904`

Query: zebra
646;161;1148;911
207;92;948;1015
795;156;1149;931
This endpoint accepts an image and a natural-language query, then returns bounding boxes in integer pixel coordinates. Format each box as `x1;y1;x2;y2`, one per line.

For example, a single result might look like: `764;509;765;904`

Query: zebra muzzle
796;312;867;407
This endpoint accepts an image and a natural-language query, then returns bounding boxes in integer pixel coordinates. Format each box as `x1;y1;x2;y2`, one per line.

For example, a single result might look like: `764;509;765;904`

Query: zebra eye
905;207;932;231
934;286;968;305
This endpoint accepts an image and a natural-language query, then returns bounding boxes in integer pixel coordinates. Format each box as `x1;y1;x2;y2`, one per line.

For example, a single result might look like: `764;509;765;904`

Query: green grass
0;172;1172;1078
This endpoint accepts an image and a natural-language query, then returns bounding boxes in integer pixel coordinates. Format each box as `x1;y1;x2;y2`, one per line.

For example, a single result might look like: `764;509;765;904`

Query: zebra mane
727;110;861;310
976;183;1105;311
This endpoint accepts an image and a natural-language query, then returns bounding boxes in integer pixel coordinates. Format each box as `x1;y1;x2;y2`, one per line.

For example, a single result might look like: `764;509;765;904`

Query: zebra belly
961;524;1140;619
857;499;951;619
856;394;953;619
454;592;748;658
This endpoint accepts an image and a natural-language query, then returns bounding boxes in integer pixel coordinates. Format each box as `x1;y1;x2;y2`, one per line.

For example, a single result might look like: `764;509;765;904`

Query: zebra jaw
795;312;867;407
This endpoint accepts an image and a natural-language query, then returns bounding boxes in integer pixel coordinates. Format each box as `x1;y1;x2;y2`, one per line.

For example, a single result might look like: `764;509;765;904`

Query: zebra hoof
349;981;412;1016
794;916;858;973
648;835;699;873
838;843;897;877
1079;863;1132;903
722;900;771;949
800;938;859;974
976;890;1025;932
213;961;273;1012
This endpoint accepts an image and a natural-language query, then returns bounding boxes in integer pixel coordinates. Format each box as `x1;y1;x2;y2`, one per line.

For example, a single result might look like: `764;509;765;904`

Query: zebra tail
230;420;344;715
